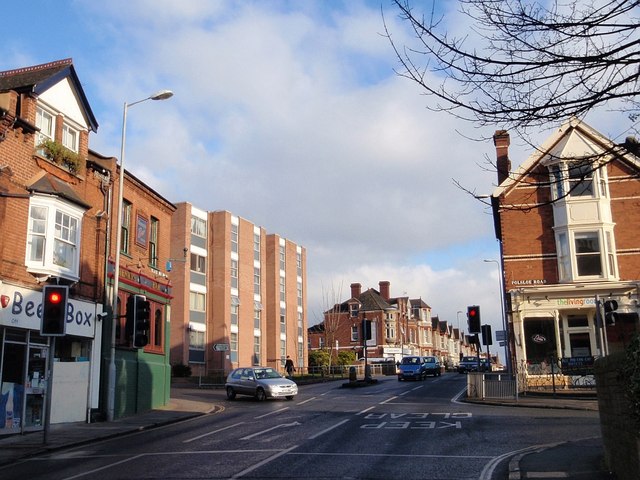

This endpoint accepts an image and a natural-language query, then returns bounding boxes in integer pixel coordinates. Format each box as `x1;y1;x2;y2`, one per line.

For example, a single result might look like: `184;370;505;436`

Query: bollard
349;366;357;382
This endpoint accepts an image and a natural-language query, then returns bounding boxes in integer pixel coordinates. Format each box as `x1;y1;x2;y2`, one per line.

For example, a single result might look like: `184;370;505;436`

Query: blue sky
6;1;627;355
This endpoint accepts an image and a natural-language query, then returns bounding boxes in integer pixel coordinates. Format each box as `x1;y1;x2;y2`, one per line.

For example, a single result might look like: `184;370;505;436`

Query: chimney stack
493;130;511;186
350;283;361;299
379;281;390;301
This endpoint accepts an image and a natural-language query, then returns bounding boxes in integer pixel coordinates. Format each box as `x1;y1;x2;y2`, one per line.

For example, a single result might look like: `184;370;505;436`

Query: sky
3;0;632;358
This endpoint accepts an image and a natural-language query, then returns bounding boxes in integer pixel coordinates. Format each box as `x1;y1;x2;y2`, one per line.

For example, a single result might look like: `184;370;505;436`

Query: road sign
496;330;506;341
213;343;229;351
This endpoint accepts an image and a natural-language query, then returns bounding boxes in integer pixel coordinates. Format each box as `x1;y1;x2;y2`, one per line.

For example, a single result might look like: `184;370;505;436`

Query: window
231;224;238;253
351;326;359;342
35;107;55;148
254;308;261;330
190;253;206;273
606;232;617;277
190;216;206;238
149;217;158;267
153;308;162;347
62;123;79;152
385;322;396;341
230;259;238;289
279;245;286;270
231;302;239;326
557;233;570;281
121;200;132;255
568;162;593;197
189;292;206;312
280;307;286;334
189;329;205;350
574;232;602;276
26;195;84;279
296;252;302;276
254;267;261;295
253;336;261;365
280;276;286;302
254;233;261;261
230;333;238;363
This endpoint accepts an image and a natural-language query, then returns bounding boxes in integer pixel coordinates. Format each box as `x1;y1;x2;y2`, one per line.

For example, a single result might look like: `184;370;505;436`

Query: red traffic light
49;292;62;304
469;308;477;316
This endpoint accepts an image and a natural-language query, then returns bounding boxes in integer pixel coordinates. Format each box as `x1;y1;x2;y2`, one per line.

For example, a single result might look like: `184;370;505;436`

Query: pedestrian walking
285;356;295;378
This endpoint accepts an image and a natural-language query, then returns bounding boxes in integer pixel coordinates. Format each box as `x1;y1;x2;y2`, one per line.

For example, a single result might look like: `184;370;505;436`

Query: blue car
422;356;442;376
398;356;425;381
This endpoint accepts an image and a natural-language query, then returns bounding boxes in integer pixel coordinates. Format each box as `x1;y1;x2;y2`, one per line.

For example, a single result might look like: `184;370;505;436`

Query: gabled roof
0;59;98;132
325;287;393;315
431;316;440;329
410;298;430;309
492;117;640;198
27;172;91;209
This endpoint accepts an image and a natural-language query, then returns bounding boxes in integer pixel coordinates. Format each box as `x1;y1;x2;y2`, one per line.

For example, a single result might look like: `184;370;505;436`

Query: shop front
0;283;102;435
509;282;639;389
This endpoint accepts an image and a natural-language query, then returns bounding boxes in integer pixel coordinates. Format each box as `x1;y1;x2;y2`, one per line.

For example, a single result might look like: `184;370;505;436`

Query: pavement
0;382;615;479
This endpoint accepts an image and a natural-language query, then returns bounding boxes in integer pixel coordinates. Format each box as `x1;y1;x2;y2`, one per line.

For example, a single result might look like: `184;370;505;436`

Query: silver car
225;367;298;401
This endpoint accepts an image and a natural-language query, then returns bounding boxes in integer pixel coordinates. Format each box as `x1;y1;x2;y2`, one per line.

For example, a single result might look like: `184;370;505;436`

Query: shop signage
0;285;97;338
511;279;547;285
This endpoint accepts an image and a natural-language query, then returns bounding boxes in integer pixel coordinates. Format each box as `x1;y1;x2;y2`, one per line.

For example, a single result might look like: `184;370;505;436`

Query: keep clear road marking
231;445;299;479
308;419;351;440
183;422;244;444
241;422;301;440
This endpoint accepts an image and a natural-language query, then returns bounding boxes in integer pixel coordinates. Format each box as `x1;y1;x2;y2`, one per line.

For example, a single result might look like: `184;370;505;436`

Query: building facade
169;207;307;378
490;119;640;383
0;60;104;434
307;281;476;366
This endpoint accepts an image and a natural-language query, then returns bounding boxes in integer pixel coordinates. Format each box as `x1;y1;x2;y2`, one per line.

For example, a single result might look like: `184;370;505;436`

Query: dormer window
35;106;55;150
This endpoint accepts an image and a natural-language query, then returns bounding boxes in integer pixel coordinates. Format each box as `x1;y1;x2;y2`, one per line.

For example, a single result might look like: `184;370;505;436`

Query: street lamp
107;90;173;422
484;259;510;374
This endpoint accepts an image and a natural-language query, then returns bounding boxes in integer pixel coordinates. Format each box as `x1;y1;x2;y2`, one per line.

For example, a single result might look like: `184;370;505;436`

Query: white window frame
555;228;618;282
189;291;206;312
62;122;79;153
25;195;84;281
35;106;55;148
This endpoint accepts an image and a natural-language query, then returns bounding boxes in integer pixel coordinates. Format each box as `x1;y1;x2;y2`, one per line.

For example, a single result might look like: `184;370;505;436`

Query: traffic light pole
43;337;55;445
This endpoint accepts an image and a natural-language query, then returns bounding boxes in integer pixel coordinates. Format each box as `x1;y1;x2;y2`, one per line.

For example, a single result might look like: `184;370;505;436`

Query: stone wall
594;353;639;480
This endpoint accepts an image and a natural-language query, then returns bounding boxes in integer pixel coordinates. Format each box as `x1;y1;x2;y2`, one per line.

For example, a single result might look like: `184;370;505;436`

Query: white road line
308;419;350;440
380;396;398;404
296;396;316;405
287;451;493;459
356;406;375;415
231;445;298;478
61;454;144;480
183;422;244;444
240;422;301;440
254;407;289;419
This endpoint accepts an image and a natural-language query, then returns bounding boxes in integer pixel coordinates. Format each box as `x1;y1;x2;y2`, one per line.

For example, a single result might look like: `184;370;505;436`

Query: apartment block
169;206;307;377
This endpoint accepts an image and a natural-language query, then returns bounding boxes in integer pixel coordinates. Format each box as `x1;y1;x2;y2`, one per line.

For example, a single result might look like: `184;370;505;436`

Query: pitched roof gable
27;172;91;209
0;59;98;132
492;117;640;198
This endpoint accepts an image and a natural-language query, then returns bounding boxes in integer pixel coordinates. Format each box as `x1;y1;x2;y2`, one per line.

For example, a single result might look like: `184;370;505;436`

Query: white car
225;367;298;401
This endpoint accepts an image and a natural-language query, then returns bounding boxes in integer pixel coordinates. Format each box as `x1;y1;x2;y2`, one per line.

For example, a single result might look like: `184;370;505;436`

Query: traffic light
467;305;481;333
127;294;151;348
41;285;69;336
604;299;618;326
481;324;493;346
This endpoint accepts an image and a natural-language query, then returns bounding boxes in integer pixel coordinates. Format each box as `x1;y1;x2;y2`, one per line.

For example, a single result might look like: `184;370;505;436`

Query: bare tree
316;282;345;371
387;0;640;131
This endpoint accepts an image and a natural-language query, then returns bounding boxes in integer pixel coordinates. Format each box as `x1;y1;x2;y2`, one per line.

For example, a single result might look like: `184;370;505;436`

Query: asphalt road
2;374;602;479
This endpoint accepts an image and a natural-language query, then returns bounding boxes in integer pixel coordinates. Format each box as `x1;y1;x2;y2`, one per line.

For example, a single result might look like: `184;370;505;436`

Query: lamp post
484;259;510;374
456;310;463;360
107;90;173;422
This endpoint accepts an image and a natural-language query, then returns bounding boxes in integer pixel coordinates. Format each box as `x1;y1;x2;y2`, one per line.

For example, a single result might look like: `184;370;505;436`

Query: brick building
490;118;640;381
169;206;307;377
0;59;104;433
307;281;474;366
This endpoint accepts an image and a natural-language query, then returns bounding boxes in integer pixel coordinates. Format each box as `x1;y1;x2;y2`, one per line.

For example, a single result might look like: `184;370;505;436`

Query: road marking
308;419;350;440
356;406;375;415
380;396;397;404
60;454;144;480
296;396;316;405
240;422;301;440
183;422;244;443
231;445;298;478
255;407;289;419
287;451;493;459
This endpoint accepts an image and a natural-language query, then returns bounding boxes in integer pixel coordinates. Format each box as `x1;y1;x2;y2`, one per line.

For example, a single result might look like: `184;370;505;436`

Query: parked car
422;356;442;376
458;356;480;373
225;367;298;401
398;356;425;381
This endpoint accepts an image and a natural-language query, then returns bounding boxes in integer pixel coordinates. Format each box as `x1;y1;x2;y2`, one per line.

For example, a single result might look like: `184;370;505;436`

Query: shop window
569;332;591;357
523;317;557;364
